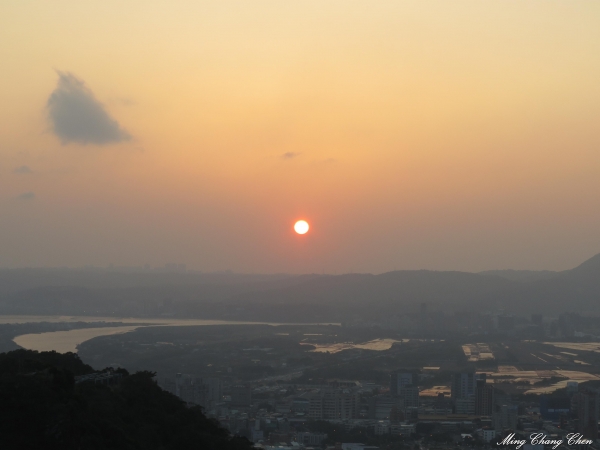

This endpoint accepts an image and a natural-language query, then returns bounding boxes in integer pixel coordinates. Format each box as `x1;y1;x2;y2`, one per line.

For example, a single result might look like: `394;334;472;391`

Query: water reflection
5;315;339;354
14;326;141;353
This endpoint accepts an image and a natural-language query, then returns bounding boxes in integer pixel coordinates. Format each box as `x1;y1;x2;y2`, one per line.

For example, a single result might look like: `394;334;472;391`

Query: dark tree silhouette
0;350;254;450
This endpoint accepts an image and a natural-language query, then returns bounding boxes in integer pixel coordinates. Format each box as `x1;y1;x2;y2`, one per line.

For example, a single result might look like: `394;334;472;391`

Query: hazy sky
2;1;600;273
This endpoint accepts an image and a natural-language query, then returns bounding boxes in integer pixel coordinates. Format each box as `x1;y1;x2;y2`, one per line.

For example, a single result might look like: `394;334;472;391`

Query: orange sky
1;1;600;273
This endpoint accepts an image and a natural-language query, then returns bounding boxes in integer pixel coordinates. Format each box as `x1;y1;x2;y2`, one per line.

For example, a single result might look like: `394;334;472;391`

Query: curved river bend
3;315;339;354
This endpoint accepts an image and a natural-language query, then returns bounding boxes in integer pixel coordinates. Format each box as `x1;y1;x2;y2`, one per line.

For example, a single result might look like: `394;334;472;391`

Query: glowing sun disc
294;220;309;234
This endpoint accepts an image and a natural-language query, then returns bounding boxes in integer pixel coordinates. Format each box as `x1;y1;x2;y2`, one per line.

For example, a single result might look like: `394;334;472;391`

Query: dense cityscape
2;260;600;449
3;262;600;449
70;307;600;450
148;315;600;450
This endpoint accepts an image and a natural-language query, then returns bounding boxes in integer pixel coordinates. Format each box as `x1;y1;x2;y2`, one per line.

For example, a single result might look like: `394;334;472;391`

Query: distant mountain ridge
478;269;558;282
1;254;600;320
568;252;600;276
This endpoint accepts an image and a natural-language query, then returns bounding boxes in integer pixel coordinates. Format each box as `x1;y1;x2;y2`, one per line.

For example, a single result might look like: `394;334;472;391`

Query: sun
294;220;309;235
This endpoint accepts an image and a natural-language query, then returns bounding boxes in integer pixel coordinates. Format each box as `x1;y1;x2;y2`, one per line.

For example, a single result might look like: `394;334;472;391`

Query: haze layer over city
2;2;600;450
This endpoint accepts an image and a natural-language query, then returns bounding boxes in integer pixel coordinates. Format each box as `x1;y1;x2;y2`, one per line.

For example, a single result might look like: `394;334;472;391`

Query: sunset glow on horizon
2;1;600;273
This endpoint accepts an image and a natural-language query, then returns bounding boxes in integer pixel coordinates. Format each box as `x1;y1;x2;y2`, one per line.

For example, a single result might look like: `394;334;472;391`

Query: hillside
0;350;254;450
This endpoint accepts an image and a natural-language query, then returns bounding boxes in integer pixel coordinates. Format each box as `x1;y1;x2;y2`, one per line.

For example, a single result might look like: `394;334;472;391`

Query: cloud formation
17;192;35;200
47;72;131;145
281;152;300;160
13;165;32;174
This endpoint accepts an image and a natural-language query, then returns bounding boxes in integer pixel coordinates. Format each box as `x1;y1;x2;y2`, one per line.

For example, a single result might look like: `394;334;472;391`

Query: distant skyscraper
576;388;600;439
453;372;486;415
475;376;494;416
558;312;579;338
390;372;416;395
455;396;475;415
451;372;476;400
399;385;420;408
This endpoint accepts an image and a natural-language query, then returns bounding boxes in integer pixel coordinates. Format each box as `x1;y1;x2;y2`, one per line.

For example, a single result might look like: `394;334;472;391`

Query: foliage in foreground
0;349;254;450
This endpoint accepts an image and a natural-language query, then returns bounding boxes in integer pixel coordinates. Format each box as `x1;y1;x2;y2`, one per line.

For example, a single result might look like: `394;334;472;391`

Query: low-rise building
481;428;496;442
297;431;327;446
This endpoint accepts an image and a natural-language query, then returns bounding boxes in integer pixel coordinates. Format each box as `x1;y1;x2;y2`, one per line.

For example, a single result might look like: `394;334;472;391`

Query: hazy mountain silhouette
568;252;600;277
478;269;558;282
1;254;600;320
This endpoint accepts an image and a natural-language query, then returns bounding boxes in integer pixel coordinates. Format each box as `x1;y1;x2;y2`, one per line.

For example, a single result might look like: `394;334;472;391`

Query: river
13;326;142;353
3;315;339;354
